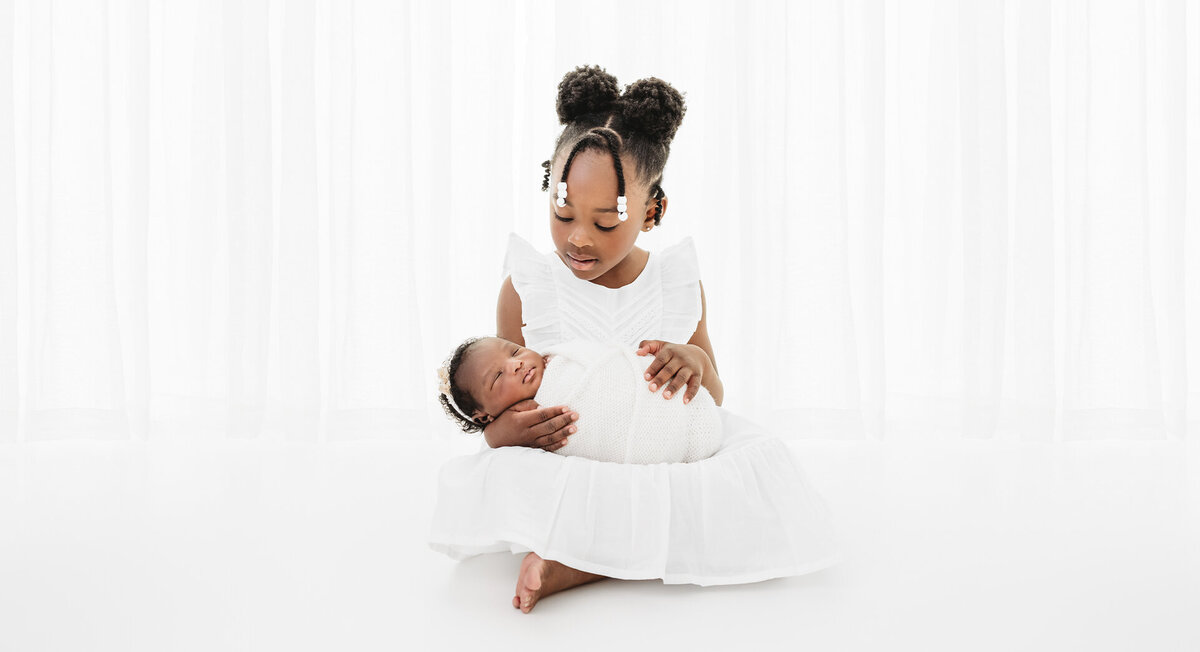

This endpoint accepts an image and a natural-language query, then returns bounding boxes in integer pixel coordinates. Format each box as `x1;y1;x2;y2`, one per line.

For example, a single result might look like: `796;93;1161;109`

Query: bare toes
515;552;547;613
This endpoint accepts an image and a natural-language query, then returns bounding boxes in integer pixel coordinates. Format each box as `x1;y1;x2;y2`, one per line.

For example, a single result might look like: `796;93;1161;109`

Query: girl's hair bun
556;65;621;125
618;77;687;145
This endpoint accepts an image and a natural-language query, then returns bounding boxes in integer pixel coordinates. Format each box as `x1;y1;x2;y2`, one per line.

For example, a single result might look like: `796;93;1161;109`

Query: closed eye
556;212;618;233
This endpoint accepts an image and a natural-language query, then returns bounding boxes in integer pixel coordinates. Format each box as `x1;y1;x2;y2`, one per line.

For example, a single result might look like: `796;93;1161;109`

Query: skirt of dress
427;408;841;586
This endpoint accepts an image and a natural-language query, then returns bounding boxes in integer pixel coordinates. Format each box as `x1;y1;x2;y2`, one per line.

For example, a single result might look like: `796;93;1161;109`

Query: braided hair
542;65;686;226
438;337;487;433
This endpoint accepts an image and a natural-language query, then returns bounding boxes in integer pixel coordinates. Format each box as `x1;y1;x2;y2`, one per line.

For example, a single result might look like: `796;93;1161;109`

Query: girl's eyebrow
564;199;618;214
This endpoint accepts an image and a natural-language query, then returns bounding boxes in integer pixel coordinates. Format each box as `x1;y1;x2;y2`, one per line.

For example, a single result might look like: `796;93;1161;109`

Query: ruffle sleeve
657;237;704;344
503;233;561;350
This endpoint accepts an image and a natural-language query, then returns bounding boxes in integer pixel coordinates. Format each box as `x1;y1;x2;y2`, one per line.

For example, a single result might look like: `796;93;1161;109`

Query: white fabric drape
1;0;1196;442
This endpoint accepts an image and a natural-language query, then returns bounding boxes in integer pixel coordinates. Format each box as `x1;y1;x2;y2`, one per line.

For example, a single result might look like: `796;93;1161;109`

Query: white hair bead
557;182;567;192
616;196;627;206
618;211;628;222
557;198;566;207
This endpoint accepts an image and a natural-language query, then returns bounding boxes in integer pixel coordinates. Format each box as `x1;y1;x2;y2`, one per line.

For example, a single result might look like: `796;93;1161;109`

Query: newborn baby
438;337;721;464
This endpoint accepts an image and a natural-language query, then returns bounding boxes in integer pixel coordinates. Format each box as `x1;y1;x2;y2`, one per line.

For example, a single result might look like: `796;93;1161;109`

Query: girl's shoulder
503;233;551;276
655;236;701;287
503;233;561;349
503;233;558;296
655;236;704;343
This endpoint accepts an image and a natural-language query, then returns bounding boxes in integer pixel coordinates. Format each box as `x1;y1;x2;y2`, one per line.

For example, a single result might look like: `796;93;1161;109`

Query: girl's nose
506;358;523;375
567;227;590;248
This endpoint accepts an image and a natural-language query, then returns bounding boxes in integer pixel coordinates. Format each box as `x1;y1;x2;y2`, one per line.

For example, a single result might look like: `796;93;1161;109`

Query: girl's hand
636;340;714;404
483;399;578;451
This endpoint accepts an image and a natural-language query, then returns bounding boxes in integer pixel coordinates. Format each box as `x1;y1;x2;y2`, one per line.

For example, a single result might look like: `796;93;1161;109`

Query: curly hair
542;65;686;226
438;337;487;434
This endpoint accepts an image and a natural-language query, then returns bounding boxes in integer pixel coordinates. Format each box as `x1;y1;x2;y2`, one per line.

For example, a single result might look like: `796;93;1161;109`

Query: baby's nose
506;358;523;374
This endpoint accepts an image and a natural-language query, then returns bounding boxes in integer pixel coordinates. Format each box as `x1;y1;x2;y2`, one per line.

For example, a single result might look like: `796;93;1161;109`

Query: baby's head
437;337;547;433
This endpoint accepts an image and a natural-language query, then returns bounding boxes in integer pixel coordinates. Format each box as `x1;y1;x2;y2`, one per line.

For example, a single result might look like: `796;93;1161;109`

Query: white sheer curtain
1;0;1196;442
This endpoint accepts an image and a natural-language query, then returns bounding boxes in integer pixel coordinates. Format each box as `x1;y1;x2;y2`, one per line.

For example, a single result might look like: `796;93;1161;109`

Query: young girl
429;66;838;613
436;336;722;463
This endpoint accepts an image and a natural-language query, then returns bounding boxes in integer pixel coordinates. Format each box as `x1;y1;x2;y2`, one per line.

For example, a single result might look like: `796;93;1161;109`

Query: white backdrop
0;0;1197;442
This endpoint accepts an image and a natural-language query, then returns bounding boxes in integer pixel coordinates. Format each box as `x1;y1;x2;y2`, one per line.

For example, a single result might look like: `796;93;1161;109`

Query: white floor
2;435;1199;652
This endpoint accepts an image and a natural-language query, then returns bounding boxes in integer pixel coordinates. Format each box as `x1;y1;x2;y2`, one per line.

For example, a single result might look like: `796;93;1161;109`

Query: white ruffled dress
428;234;840;586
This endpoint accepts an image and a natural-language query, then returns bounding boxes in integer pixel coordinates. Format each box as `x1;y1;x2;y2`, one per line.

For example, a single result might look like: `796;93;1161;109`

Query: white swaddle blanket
535;340;721;464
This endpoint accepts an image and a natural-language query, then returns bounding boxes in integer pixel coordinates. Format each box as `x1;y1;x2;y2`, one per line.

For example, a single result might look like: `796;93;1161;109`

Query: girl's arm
484;277;577;450
685;282;724;405
496;276;525;345
638;281;725;406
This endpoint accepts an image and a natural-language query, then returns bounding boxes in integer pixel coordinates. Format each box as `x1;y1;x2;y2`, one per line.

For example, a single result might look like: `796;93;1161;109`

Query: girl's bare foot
511;552;604;613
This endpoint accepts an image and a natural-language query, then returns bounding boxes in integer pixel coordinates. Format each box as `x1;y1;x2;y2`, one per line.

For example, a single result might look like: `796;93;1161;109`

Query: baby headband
437;364;476;424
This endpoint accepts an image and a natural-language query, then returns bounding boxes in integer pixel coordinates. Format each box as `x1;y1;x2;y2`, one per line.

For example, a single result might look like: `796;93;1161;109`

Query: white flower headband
437;363;477;424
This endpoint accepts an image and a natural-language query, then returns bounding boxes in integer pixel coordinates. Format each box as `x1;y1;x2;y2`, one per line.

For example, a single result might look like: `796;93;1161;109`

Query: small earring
556;182;567;207
617;195;628;221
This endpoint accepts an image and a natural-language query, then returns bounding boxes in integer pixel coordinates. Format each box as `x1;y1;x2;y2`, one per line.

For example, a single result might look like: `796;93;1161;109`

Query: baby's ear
472;411;492;425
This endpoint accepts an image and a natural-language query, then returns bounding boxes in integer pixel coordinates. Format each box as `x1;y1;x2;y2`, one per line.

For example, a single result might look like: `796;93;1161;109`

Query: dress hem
428;538;842;587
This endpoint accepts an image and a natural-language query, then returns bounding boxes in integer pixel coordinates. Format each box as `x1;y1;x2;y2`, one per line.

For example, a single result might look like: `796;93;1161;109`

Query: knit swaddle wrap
535;340;721;464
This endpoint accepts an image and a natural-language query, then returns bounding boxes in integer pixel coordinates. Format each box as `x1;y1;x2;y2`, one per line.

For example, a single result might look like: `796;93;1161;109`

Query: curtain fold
0;0;17;439
1;0;1195;442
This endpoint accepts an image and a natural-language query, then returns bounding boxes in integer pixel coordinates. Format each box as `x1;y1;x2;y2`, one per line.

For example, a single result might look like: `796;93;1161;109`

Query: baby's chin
530;357;551;397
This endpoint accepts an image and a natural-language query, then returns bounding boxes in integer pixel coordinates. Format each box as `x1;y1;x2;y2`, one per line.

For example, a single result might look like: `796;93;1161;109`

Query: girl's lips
565;252;597;271
523;366;537;384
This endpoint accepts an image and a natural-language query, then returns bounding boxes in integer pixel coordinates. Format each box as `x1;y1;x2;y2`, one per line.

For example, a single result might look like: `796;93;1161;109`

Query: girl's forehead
555;148;637;175
554;153;644;194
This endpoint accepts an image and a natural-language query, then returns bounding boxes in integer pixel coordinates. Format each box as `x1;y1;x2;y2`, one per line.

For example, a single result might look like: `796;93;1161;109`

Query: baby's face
457;338;547;421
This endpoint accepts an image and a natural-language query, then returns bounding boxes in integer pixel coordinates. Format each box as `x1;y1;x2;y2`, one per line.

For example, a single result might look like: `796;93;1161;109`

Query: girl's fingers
536;421;575;449
637;339;663;356
650;359;682;393
643;353;672;381
534;410;578;438
663;368;692;400
683;374;702;404
533;405;571;424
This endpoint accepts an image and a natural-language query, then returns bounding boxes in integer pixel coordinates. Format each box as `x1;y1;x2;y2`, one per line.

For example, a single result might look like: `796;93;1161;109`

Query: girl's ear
472;411;492;425
643;196;667;231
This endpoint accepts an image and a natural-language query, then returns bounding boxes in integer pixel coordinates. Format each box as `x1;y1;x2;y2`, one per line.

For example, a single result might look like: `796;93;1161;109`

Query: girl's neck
590;247;650;289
